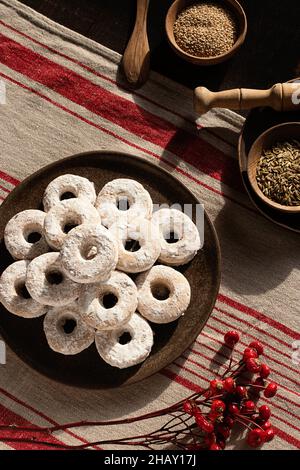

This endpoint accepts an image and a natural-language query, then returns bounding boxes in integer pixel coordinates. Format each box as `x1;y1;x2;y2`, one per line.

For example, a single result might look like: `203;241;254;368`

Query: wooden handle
194;83;300;114
122;0;150;88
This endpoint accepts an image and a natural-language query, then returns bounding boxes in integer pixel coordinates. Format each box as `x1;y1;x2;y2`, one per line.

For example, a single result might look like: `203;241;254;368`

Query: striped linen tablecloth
0;0;299;451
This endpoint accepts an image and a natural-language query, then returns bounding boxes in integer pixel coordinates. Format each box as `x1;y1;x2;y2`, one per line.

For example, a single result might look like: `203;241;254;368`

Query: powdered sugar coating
0;260;47;318
4;209;49;260
96;178;153;227
43;174;96;211
43;303;95;355
60;224;118;284
95;313;153;368
44;199;100;250
110;218;160;273
152;208;201;265
79;271;137;330
26;252;81;306
136;265;191;323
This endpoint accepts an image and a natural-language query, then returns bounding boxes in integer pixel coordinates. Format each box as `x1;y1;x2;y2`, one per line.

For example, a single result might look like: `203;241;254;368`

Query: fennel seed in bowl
256;140;300;206
173;2;238;58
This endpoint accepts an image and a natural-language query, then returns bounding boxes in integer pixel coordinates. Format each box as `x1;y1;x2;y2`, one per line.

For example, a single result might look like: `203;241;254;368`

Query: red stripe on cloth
200;328;291;367
0;184;10;193
190;340;231;362
0;19;237;151
181;343;300;412
194;330;295;379
165;365;300;451
173;360;211;384
0;70;253;214
173;360;210;384
211;312;300;378
218;294;300;340
194;339;300;399
171;359;300;438
164;366;300;449
201;324;300;403
161;369;202;393
0;403;64;450
0;170;19;186
182;351;300;422
273;427;300;449
0;33;243;192
189;339;300;398
0;386;98;448
198;330;300;402
213;307;295;362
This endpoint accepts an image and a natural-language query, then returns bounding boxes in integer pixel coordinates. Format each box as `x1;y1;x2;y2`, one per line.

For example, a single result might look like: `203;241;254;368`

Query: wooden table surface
20;0;300;90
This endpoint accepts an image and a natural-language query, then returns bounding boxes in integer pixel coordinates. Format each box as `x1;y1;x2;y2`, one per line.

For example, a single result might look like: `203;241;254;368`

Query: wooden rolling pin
122;0;150;88
194;83;300;114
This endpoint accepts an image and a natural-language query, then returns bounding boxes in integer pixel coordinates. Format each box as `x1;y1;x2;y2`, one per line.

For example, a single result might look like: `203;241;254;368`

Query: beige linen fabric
0;0;299;450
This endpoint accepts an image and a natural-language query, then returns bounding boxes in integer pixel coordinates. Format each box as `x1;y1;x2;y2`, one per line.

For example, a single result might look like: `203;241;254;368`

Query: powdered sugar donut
136;265;191;323
60;224;118;284
110;218;160;273
4;210;49;260
43;174;96;211
96;179;153;227
152;208;201;265
26;252;81;306
44;199;100;250
79;271;137;330
43;303;95;355
0;260;47;318
95;313;153;368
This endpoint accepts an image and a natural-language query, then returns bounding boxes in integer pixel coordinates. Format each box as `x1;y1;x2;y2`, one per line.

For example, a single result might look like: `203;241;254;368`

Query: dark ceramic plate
0;151;221;388
238;80;300;233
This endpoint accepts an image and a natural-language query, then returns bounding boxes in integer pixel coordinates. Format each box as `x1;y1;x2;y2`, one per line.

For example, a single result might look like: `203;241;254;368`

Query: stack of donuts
0;175;201;369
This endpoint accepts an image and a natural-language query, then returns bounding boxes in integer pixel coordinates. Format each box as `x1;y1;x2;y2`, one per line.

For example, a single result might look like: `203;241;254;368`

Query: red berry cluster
182;331;278;450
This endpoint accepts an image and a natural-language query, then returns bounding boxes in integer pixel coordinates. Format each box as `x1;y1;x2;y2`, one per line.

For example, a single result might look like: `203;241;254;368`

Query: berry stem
0;330;276;451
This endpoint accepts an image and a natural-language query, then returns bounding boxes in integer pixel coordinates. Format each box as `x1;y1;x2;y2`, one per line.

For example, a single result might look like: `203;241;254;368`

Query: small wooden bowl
247;123;300;214
165;0;247;65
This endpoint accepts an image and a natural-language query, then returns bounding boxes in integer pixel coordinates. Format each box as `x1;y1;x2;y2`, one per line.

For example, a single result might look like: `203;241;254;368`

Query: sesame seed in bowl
166;0;247;65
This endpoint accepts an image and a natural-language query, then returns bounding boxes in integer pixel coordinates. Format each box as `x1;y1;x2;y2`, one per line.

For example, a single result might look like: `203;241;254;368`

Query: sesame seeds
173;2;239;58
256;140;300;206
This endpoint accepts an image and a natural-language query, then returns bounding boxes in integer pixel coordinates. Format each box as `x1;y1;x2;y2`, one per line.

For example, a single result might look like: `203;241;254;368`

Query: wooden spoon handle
122;0;150;88
194;83;300;114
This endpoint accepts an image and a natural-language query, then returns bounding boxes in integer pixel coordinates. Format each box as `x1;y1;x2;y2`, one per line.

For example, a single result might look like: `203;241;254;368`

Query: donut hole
116;196;130;211
15;282;31;299
46;270;64;285
164;230;181;244
58;317;77;335
99;292;118;309
60;191;76;201
63;217;81;234
81;244;98;260
118;331;132;345
26;231;42;244
151;282;170;301
124;239;141;252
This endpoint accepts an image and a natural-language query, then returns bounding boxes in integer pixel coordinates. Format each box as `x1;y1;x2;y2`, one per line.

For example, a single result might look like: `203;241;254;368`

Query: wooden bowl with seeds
247;123;300;214
165;0;247;65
